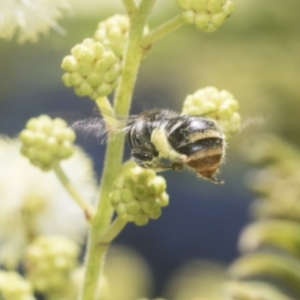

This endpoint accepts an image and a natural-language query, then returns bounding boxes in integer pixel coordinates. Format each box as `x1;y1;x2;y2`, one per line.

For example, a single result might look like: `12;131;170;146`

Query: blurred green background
1;0;300;297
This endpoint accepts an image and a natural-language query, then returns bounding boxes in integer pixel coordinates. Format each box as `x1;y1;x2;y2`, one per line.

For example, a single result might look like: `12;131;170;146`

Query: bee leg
132;158;171;171
148;161;184;172
131;149;157;169
131;149;184;172
171;162;184;171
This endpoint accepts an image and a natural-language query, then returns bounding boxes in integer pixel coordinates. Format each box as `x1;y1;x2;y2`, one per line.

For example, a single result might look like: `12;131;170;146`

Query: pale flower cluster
0;0;69;43
0;137;97;268
0;270;36;300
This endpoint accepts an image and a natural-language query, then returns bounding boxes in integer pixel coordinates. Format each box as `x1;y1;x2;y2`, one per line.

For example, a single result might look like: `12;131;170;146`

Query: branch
79;1;156;299
53;163;95;222
122;0;137;15
141;14;185;47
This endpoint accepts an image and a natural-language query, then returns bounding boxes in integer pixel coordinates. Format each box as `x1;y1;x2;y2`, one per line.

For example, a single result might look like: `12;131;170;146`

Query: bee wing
71;117;108;141
70;112;135;143
71;108;171;143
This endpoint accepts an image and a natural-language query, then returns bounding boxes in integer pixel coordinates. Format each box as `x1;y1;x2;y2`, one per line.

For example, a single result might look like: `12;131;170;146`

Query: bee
73;109;226;184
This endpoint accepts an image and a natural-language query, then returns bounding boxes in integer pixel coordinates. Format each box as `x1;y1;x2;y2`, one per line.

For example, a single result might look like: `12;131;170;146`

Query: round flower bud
182;86;240;139
94;14;150;59
177;0;234;32
25;235;79;293
109;166;169;226
61;38;122;100
0;271;36;300
94;14;129;58
19;115;76;171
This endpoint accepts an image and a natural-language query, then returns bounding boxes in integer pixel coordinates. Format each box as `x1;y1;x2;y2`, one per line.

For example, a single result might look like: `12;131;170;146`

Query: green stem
141;14;185;47
113;0;156;115
95;97;117;129
79;1;155;300
95;96;114;115
53;163;95;221
122;0;137;15
98;217;127;244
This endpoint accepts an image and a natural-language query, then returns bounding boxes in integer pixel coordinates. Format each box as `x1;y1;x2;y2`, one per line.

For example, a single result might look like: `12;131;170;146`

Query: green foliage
224;136;300;299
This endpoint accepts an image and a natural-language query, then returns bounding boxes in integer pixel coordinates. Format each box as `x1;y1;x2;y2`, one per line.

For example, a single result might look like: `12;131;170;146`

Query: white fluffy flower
0;0;69;43
0;136;97;268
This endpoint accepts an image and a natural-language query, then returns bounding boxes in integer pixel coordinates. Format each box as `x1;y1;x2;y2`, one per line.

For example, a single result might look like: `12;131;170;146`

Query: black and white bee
73;109;226;184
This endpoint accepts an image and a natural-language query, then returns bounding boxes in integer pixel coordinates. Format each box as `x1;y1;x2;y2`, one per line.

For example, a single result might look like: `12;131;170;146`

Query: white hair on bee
239;116;267;132
72;117;106;140
71;109;131;144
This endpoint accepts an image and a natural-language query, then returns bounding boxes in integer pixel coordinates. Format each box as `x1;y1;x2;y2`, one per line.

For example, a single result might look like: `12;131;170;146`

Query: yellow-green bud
94;15;129;58
177;0;234;32
19;115;76;171
61;38;122;100
0;271;36;300
182;86;240;139
25;236;79;293
109;166;169;226
94;14;149;59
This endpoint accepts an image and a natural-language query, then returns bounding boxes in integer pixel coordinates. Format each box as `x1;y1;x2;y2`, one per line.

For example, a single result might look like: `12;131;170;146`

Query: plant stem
53;163;95;222
95;97;113;115
95;97;117;129
114;0;156;115
141;14;185;47
79;1;155;300
98;216;127;244
122;0;137;15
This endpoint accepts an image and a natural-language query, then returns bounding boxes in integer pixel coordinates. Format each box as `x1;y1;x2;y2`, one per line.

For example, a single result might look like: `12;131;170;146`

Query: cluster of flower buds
109;166;169;226
94;14;130;58
19;115;75;171
61;38;122;100
176;0;234;32
0;271;36;300
25;236;79;293
94;14;150;60
182;86;240;138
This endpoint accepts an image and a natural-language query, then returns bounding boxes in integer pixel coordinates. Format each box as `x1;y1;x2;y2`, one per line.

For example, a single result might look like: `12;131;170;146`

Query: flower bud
94;15;129;58
182;86;240;139
94;14;150;59
25;235;79;293
177;0;234;32
61;38;122;100
0;271;36;300
19;115;76;171
109;166;169;226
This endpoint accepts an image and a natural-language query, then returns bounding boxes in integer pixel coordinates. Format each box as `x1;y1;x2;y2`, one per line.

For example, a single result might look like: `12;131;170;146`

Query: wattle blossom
0;0;69;43
0;137;97;268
